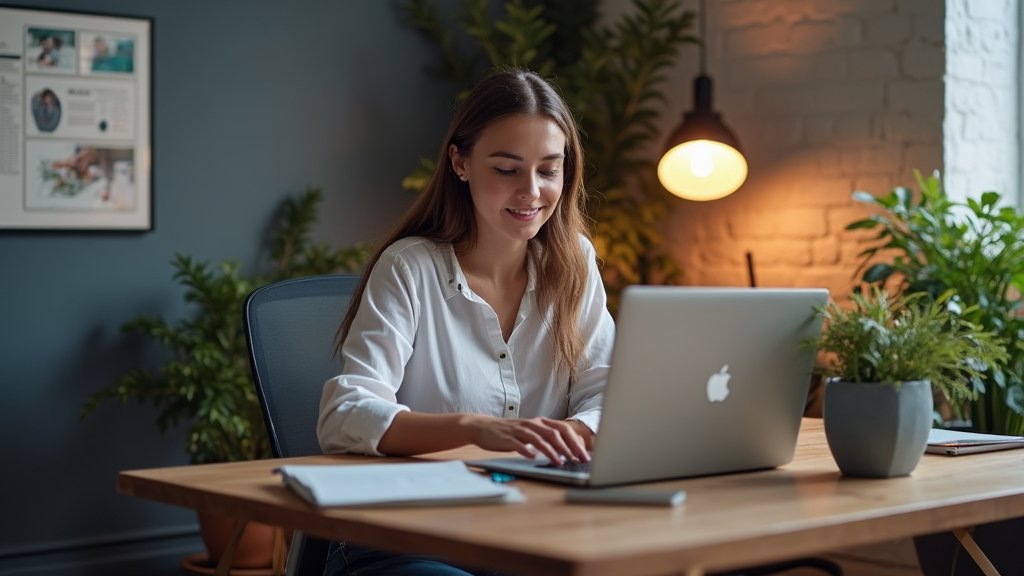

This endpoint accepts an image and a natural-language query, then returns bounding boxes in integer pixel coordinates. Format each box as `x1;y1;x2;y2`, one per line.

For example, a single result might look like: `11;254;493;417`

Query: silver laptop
468;286;828;487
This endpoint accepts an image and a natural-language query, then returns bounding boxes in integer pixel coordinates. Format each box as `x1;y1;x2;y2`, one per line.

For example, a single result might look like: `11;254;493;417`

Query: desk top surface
119;419;1024;576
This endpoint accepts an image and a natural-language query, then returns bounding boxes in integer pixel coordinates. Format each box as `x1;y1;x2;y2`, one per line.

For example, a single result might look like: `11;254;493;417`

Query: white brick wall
943;0;1018;204
627;0;1018;299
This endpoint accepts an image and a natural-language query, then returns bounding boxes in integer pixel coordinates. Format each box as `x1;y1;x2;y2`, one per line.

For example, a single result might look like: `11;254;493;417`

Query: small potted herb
809;288;1006;477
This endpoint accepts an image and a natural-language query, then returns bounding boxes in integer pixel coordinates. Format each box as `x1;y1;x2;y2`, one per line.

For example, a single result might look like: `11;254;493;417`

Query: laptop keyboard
538;460;592;473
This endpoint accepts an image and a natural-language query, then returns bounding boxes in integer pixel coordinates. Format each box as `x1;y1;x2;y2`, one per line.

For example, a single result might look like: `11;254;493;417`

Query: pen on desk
490;472;516;483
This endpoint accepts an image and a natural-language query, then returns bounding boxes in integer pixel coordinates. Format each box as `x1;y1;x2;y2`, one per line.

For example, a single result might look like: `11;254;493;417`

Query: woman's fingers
508;424;563;464
467;415;591;464
517;418;588;464
559;421;590;462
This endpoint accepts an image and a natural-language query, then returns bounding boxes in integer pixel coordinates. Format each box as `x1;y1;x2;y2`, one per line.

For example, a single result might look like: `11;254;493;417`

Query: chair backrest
244;274;359;575
243;274;359;458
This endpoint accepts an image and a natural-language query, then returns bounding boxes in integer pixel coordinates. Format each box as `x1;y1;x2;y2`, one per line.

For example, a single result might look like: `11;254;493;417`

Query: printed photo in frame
0;5;152;230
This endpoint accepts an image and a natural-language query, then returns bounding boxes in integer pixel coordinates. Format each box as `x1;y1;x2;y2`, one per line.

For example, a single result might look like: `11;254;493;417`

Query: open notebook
276;461;523;506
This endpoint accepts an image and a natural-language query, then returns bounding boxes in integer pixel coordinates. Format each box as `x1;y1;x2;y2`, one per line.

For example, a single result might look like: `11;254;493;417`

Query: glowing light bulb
657;139;748;201
690;145;713;178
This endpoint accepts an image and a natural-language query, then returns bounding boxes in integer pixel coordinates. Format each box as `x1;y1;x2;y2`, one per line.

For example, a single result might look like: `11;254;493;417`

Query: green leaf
862;263;894;283
852;190;878;205
845;218;878;231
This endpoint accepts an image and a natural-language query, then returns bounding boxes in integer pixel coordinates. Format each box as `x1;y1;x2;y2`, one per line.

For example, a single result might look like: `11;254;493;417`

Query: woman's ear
448;144;467;181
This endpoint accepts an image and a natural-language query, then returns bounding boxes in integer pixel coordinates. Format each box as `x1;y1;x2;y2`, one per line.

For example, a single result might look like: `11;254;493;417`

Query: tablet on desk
926;428;1024;456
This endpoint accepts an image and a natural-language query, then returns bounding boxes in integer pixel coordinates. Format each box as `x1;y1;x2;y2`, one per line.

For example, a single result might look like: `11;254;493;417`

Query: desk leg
214;519;248;576
953;527;1001;576
271;527;286;576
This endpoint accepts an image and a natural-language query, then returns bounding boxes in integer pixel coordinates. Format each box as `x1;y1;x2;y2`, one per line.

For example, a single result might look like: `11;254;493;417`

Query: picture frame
0;5;152;231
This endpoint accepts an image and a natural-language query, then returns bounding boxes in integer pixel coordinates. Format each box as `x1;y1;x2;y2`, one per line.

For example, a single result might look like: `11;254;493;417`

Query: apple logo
706;364;731;402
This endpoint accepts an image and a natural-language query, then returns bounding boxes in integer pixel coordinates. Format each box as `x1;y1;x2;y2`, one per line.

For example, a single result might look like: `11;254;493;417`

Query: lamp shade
658;75;747;201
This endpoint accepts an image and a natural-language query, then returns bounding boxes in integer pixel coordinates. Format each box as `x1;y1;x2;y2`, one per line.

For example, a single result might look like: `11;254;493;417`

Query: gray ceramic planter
823;379;933;478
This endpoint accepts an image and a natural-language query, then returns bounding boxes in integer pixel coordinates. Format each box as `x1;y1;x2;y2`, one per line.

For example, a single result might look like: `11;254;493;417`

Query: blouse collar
438;240;538;301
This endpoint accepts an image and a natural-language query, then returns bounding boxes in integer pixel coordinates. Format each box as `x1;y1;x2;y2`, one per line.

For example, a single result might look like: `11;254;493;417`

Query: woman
318;68;615;575
31;88;61;133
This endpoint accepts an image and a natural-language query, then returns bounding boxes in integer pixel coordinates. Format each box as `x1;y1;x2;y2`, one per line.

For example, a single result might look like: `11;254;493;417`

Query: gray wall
0;0;454;570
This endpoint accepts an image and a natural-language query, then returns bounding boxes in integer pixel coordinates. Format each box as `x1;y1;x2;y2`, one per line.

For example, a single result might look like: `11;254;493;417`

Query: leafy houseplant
401;0;697;310
80;188;368;464
810;288;1006;477
814;289;1006;398
847;171;1024;435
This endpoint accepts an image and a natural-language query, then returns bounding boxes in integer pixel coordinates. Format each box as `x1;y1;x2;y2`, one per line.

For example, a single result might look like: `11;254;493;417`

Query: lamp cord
746;251;757;288
699;0;707;75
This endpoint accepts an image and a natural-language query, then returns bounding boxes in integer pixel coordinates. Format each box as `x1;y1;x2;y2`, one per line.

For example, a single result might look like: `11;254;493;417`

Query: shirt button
508;405;515;411
499;353;507;359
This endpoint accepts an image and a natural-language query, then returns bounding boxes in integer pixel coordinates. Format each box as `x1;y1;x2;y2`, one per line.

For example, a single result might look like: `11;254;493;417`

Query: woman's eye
492;166;559;177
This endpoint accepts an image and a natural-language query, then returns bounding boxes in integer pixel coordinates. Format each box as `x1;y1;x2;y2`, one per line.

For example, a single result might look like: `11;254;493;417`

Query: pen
490;472;516;483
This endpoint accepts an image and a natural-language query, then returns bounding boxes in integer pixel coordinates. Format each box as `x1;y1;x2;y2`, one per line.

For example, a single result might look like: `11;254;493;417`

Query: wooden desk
119;419;1024;576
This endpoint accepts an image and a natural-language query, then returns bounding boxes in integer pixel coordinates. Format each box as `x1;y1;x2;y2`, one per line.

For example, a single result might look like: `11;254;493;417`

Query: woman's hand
376;412;595;460
461;415;590;464
563;419;596;450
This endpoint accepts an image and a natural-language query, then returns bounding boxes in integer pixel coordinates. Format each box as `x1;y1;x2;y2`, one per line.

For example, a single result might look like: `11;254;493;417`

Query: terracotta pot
197;510;277;569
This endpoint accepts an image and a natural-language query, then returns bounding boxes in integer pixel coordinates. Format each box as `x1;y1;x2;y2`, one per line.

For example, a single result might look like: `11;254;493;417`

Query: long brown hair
336;67;592;380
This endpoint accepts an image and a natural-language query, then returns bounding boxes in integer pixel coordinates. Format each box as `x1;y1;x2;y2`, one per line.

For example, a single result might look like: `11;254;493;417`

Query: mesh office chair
243;274;360;576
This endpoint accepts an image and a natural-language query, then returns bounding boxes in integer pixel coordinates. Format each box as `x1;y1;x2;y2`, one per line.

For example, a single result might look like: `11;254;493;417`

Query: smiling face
449;114;566;251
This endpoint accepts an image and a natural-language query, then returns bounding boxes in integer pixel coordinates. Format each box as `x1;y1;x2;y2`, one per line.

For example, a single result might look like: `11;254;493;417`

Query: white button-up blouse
317;235;615;455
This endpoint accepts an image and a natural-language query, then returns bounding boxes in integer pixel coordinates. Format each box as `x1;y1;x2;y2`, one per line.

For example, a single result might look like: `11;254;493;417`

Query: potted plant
845;171;1024;574
80;188;367;571
847;170;1024;435
809;288;1006;477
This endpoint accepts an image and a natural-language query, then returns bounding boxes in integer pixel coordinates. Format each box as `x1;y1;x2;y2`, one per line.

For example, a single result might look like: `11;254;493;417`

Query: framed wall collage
0;5;152;230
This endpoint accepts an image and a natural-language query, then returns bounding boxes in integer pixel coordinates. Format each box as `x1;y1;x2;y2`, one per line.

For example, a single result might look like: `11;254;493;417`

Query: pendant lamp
658;0;747;201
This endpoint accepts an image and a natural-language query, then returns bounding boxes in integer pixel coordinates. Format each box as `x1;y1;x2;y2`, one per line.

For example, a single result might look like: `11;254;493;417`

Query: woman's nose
519;173;542;199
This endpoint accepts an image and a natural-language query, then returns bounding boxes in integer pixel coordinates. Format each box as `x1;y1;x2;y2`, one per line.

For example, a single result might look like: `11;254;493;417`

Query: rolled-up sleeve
317;251;417;455
567;240;615;433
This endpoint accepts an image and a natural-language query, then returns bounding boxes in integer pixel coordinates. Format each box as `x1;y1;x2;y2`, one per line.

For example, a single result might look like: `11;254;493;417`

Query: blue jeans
324;541;510;576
